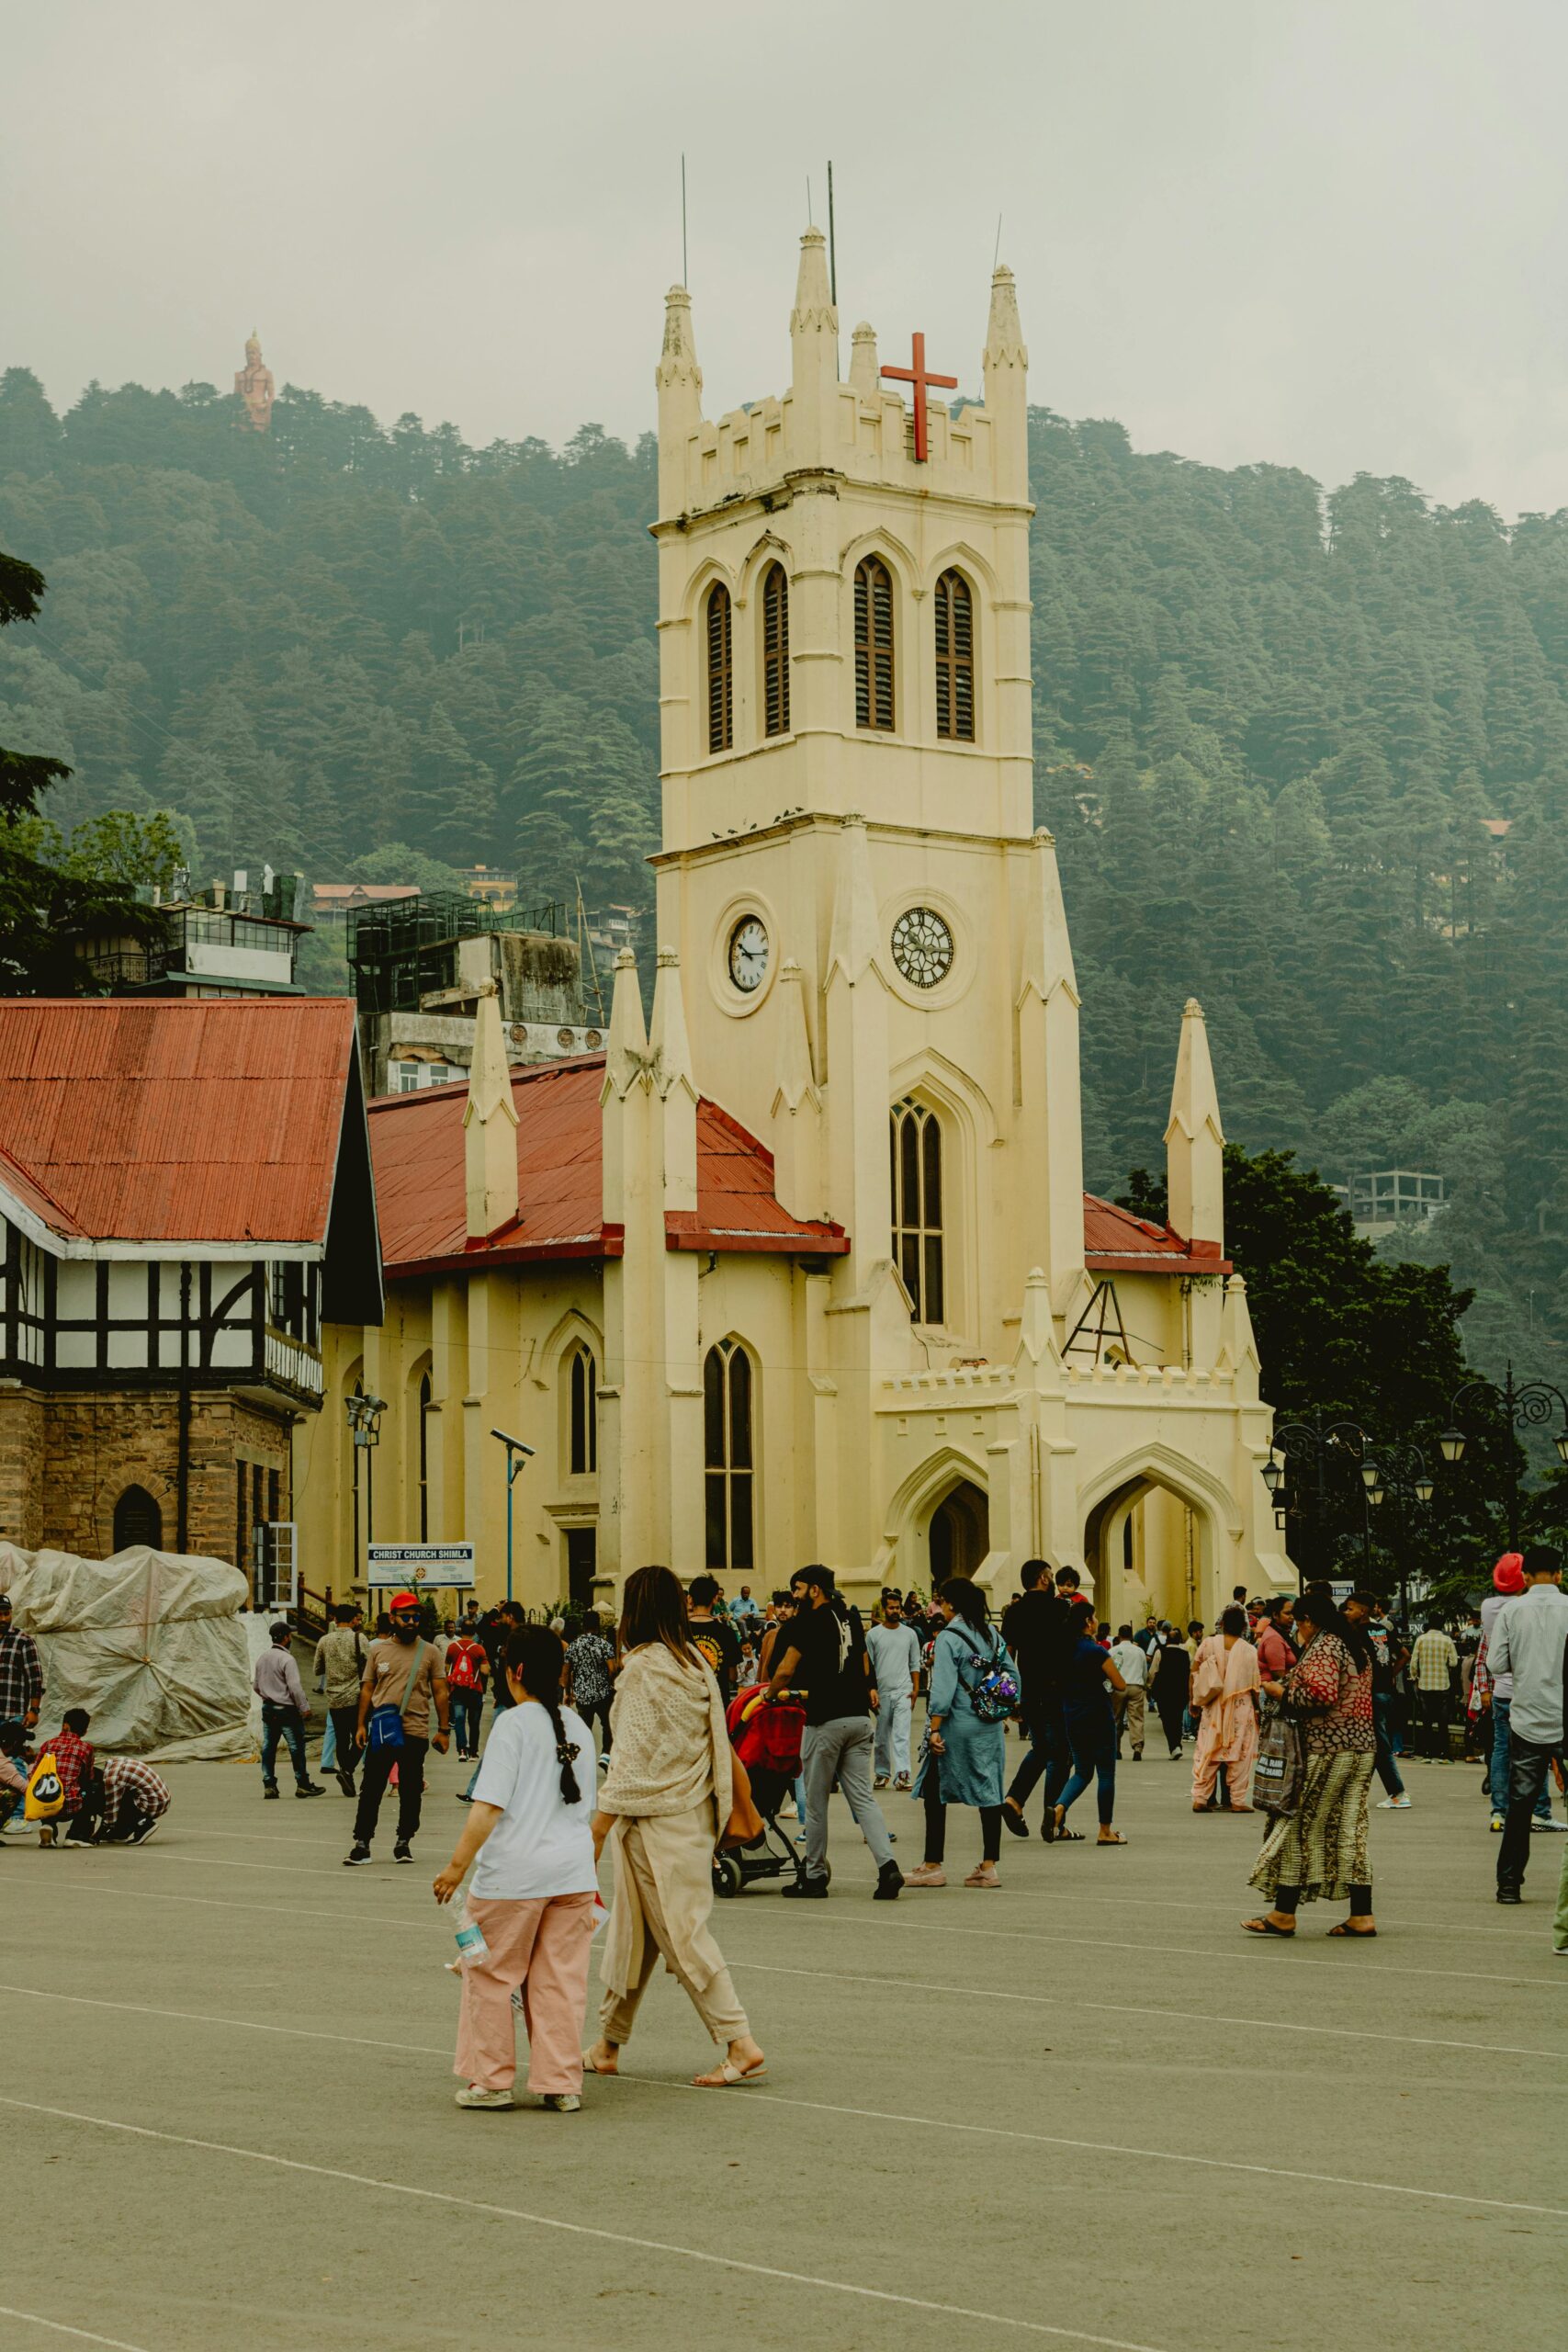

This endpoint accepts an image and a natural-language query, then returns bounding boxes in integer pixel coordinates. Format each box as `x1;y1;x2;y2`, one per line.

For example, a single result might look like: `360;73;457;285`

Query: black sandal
1241;1915;1295;1937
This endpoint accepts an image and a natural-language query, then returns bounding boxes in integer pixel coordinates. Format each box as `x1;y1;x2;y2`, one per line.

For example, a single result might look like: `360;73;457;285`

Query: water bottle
454;1917;490;1966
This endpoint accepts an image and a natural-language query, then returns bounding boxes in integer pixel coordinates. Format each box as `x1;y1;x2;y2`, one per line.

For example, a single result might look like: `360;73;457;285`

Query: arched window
705;582;733;752
418;1373;432;1541
113;1484;163;1552
854;556;895;731
569;1345;597;1476
933;569;975;741
889;1099;944;1324
761;561;790;737
704;1339;754;1570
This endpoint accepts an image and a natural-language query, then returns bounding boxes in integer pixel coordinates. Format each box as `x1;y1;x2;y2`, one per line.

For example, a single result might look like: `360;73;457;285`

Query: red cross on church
880;332;958;463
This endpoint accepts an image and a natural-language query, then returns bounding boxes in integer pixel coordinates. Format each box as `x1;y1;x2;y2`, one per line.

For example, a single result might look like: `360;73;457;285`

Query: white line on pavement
0;2095;1170;2352
3;1983;1562;2220
0;2307;153;2352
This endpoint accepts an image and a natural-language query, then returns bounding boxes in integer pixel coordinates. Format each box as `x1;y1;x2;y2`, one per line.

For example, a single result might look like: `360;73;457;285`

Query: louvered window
889;1099;944;1324
934;569;975;741
705;582;733;752
704;1339;754;1570
854;556;895;732
762;562;790;737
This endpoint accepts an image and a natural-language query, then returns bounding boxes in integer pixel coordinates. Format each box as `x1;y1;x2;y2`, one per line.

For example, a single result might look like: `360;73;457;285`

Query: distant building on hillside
82;869;309;999
310;883;421;928
233;330;275;432
1351;1170;1446;1238
346;891;604;1096
459;865;516;910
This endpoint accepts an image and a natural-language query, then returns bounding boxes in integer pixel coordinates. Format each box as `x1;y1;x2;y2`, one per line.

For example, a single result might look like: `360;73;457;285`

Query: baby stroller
713;1683;811;1896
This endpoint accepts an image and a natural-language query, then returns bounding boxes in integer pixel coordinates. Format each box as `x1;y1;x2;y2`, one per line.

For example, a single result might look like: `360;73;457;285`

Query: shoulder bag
367;1639;424;1753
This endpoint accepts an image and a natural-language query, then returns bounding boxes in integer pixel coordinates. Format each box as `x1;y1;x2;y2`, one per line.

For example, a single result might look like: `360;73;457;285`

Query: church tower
651;232;1085;1384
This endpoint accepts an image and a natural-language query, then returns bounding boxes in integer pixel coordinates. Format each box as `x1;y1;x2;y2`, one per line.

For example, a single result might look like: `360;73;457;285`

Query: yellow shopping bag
23;1750;64;1821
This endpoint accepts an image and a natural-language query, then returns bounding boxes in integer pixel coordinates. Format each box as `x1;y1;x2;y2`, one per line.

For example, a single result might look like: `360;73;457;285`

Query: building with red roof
0;998;379;1564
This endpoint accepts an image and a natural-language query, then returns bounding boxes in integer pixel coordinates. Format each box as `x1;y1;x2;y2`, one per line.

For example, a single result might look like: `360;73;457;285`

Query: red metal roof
0;999;359;1245
370;1056;849;1276
1083;1193;1229;1275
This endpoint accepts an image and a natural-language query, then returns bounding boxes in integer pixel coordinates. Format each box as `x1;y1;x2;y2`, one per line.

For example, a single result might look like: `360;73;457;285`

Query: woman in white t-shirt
434;1624;598;2111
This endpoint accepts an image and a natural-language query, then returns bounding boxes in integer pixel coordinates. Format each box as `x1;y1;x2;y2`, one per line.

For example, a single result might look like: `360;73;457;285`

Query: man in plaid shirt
0;1593;44;1747
97;1757;171;1845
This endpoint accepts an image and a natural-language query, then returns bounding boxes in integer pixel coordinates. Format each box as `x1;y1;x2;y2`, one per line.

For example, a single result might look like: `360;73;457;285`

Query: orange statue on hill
233;330;275;432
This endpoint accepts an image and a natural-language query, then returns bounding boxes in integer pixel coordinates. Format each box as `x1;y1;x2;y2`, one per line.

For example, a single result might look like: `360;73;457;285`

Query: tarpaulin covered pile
0;1544;251;1761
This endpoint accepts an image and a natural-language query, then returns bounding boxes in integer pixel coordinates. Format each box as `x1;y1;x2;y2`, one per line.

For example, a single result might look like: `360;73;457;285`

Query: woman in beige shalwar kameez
585;1565;766;2088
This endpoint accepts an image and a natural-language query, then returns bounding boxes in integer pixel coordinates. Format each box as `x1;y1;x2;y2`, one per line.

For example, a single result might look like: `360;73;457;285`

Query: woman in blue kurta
905;1577;1018;1889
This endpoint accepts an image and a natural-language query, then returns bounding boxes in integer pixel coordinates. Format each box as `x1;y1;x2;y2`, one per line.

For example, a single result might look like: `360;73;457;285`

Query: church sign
367;1543;476;1589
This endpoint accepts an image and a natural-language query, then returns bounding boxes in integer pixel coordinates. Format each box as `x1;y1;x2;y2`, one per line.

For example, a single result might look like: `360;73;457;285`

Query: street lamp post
491;1429;536;1604
1364;1440;1434;1624
1262;1419;1376;1592
344;1385;387;1593
1438;1363;1568;1551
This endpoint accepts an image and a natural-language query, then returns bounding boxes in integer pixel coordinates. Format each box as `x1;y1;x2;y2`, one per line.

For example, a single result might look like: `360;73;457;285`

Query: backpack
953;1626;1020;1723
446;1639;483;1691
24;1750;65;1820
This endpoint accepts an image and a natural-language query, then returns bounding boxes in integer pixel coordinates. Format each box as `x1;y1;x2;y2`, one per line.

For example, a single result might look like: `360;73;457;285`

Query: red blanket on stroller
727;1683;805;1779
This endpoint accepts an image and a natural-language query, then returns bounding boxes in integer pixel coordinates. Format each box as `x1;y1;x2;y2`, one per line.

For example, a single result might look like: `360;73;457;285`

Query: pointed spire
604;947;649;1099
849;321;879;399
984;265;1027;370
1165;997;1225;1250
826;812;881;986
1219;1273;1260;1401
462;983;518;1238
789;227;839;463
1020;827;1079;1007
774;957;817;1110
656;285;703;514
982;263;1028;501
1015;1266;1064;1373
649;946;694;1097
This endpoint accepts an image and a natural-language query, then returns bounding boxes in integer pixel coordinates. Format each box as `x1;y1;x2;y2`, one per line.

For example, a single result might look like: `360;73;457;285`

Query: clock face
727;915;770;993
891;905;954;989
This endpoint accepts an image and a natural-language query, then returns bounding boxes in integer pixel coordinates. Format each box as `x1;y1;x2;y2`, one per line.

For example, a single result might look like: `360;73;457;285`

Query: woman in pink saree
1190;1605;1261;1812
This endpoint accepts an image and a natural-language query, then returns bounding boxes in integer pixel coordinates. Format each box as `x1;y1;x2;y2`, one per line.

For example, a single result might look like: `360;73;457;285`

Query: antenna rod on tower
806;174;813;227
993;211;1003;271
828;161;838;302
682;153;688;286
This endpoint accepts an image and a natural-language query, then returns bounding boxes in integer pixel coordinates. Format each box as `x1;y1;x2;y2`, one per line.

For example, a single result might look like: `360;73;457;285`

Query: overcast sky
8;0;1568;514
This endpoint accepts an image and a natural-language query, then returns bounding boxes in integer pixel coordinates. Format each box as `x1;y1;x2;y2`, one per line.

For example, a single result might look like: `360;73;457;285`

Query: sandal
581;2047;620;2075
1055;1826;1085;1842
692;2057;768;2087
1096;1832;1128;1845
1327;1920;1378;1939
1240;1916;1295;1937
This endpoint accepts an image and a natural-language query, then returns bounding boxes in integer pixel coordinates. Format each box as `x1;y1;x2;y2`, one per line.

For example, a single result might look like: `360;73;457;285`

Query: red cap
389;1589;420;1611
1493;1554;1526;1595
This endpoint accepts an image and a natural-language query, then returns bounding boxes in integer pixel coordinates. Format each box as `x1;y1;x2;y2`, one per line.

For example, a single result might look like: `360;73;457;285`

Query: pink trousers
454;1892;596;2095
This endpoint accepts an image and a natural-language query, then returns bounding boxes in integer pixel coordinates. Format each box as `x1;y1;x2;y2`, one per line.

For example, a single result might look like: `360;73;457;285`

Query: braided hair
504;1624;583;1804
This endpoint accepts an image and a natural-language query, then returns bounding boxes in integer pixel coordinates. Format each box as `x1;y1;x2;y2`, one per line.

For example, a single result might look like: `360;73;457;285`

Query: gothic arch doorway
113;1484;163;1552
929;1478;989;1583
1081;1466;1219;1629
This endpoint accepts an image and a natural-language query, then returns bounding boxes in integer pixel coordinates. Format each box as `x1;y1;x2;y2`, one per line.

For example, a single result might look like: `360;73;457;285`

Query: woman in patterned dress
1243;1585;1378;1939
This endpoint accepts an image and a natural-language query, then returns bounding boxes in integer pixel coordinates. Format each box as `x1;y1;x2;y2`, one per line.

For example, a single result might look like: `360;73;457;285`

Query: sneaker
1534;1817;1568;1832
1377;1795;1412;1810
964;1861;1000;1889
1131;1752;1143;1761
1490;1814;1505;1832
296;1782;326;1799
335;1770;356;1798
999;1804;1029;1840
778;1796;798;1821
894;1773;910;1792
1496;1884;1523;1905
128;1816;160;1846
873;1859;903;1901
541;2092;581;2112
455;2085;514;2109
902;1862;947;1887
873;1774;889;1790
262;1783;280;1800
393;1841;413;1864
344;1843;372;1867
780;1872;829;1899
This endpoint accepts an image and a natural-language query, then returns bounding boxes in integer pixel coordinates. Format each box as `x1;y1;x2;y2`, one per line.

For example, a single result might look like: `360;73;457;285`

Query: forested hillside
4;363;1568;1388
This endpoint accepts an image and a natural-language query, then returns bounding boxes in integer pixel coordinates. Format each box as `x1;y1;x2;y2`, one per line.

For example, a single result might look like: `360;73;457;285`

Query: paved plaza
2;1739;1564;2352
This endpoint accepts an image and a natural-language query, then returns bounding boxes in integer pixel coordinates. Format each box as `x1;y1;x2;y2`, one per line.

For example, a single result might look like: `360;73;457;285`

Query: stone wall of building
0;1387;293;1561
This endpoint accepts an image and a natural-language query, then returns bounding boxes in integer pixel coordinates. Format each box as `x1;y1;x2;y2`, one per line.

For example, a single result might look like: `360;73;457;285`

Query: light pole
491;1429;536;1603
344;1385;387;1592
1438;1363;1568;1551
1362;1440;1434;1623
1261;1419;1375;1591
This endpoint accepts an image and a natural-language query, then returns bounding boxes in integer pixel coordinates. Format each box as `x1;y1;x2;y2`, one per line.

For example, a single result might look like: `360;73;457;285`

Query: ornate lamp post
1262;1419;1376;1591
344;1384;387;1590
1362;1440;1434;1623
1438;1363;1568;1551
